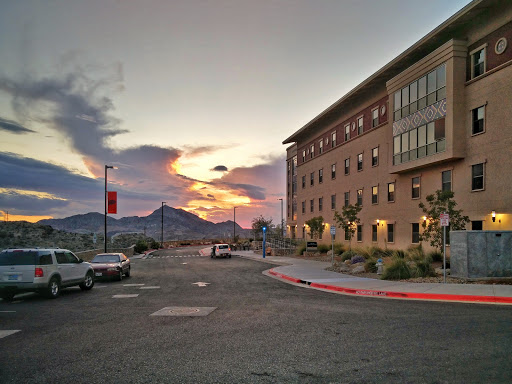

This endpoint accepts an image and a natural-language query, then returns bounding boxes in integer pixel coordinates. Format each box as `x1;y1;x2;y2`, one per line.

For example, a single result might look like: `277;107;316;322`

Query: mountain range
38;206;251;240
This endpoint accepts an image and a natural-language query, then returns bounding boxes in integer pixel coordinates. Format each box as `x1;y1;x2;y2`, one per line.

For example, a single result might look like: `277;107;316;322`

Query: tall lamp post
233;206;238;244
278;198;284;238
104;165;117;252
161;202;166;248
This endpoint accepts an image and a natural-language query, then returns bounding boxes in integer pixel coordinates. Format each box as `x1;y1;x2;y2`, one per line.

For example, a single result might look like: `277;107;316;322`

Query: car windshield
0;251;38;266
92;254;120;263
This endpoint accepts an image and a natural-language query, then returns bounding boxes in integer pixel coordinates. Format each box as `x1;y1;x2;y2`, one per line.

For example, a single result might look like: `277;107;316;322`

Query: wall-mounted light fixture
492;210;496;222
376;219;380;226
423;216;427;223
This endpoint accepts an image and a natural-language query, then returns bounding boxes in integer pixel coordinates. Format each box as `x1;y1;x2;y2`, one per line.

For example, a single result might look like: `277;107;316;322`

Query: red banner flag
107;191;117;214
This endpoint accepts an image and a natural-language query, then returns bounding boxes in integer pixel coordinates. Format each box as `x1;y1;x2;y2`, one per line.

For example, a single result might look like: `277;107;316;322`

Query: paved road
1;246;511;383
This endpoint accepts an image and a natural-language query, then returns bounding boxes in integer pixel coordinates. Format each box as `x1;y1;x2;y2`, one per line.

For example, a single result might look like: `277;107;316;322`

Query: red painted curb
268;269;512;304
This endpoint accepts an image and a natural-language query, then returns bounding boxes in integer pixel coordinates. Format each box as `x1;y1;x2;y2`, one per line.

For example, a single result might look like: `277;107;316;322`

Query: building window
319;169;323;183
310;145;314;159
344;124;350;141
472;221;483;230
319;197;323;212
310;172;314;187
331;194;336;210
344;192;350;207
372;147;379;167
357;116;364;135
357;225;362;242
319;140;323;154
472;106;485;135
471;45;486;78
442;170;452;192
372;186;378;205
357;153;363;171
388;182;395;202
302;175;305;189
412;177;420;199
372;225;378;242
412;223;420;243
345;229;351;241
331;131;336;147
472;163;485;191
331;164;336;179
310;199;314;213
302;150;306;162
344;158;350;175
387;224;394;243
302;201;305;214
372;109;379;128
357;189;363;206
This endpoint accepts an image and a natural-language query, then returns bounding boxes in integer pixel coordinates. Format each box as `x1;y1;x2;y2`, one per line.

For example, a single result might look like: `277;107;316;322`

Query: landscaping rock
352;265;366;274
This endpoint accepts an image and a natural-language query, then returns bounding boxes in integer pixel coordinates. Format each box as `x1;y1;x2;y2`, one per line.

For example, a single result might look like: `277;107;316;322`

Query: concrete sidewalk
234;250;512;306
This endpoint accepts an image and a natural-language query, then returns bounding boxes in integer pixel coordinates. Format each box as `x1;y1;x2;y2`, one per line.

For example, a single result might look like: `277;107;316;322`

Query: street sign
440;213;450;227
330;227;336;235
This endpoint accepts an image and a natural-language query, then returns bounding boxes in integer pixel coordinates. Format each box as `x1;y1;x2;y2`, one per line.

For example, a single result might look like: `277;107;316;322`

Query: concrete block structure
283;0;512;251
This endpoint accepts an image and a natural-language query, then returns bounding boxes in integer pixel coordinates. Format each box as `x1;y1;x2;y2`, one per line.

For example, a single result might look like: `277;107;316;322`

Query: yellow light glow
0;213;54;223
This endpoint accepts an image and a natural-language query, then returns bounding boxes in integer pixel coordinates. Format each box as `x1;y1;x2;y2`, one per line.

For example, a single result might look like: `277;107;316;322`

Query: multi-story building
283;0;512;251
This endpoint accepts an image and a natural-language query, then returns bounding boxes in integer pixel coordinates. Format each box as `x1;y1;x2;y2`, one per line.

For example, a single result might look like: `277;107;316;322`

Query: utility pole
161;202;166;248
278;198;284;238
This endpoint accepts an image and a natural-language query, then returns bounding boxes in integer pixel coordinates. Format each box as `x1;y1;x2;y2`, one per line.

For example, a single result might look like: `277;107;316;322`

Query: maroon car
90;253;131;281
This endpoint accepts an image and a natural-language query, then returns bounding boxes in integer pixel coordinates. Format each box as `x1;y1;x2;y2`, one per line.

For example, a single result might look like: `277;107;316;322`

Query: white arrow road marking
0;330;20;338
139;286;160;289
192;282;210;287
182;263;188;265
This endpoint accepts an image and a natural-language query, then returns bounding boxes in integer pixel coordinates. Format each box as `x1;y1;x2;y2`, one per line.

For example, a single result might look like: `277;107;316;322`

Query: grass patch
381;257;412;280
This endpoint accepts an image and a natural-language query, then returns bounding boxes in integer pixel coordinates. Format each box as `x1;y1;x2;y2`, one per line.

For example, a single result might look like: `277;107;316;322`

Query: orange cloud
1;212;53;223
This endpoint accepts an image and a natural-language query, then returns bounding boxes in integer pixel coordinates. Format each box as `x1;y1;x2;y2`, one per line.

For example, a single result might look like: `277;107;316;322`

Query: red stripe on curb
269;269;302;284
269;269;512;304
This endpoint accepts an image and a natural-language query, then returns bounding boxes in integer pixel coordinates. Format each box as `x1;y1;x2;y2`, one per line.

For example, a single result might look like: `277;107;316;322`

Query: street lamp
233;206;238;244
104;165;117;252
278;198;284;238
161;202;166;248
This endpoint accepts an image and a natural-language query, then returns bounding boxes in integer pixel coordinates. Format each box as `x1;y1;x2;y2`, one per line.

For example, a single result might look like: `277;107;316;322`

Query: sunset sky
0;0;471;228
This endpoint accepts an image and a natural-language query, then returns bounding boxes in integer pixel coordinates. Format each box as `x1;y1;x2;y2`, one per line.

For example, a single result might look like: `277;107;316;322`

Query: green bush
365;258;378;273
333;243;345;255
413;258;437;278
407;244;425;261
392;250;407;259
428;250;443;262
317;244;331;253
296;242;306;255
341;250;357;261
134;240;148;254
150;240;161;249
381;257;412;280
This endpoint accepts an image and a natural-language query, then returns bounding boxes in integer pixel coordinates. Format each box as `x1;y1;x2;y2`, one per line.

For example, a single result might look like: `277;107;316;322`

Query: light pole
233;206;238;244
278;198;284;238
161;202;166;248
104;165;116;252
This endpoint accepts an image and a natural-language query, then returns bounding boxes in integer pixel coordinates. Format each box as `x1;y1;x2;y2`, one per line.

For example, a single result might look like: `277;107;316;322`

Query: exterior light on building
376;219;380;226
492;210;496;222
423;216;427;223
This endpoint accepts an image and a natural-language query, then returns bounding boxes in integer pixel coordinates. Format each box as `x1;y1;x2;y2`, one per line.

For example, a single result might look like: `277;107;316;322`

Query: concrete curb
268;269;512;306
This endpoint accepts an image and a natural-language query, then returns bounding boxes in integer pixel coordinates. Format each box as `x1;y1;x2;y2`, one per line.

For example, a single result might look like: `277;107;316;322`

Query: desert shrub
350;255;366;264
413;258;437;278
365;258;378;273
318;244;331;253
381;257;412;280
392;249;407;259
341;250;357;261
334;243;345;255
296;242;306;255
150;239;161;249
134;240;148;254
407;244;425;261
428;250;443;262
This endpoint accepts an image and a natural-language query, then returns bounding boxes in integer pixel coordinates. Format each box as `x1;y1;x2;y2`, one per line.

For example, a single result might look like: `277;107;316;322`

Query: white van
211;244;231;258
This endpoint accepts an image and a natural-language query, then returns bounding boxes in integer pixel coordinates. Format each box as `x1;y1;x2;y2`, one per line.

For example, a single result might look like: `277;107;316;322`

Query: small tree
305;216;325;240
418;190;469;252
251;215;274;240
334;204;362;249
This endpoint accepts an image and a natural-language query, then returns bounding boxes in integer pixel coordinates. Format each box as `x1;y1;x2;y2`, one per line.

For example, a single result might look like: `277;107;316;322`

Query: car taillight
228;248;231;251
35;268;44;277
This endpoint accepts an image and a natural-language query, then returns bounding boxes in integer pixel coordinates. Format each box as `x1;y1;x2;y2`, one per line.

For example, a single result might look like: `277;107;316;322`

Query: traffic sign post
440;213;450;283
330;226;336;266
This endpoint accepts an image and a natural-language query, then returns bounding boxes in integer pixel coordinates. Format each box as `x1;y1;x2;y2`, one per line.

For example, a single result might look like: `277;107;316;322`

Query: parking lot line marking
123;284;145;287
0;330;20;338
139;286;160;289
112;294;139;298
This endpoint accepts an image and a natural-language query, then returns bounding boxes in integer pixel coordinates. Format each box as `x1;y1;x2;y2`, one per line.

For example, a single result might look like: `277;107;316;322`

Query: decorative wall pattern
393;99;447;136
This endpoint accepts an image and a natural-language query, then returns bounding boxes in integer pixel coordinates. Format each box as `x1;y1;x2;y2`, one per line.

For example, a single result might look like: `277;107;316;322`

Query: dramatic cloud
211;165;228;172
0;117;35;134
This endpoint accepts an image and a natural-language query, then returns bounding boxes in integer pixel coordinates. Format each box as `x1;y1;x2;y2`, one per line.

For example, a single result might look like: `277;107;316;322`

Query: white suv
0;248;95;301
211;244;232;258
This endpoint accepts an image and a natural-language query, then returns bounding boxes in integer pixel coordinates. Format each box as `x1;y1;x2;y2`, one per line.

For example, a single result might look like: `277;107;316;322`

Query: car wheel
46;277;61;299
0;293;15;302
117;270;123;281
125;267;130;278
80;272;95;291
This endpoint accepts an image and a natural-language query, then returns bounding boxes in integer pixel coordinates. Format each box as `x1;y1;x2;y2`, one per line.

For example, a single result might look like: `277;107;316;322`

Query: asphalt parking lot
1;247;512;383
